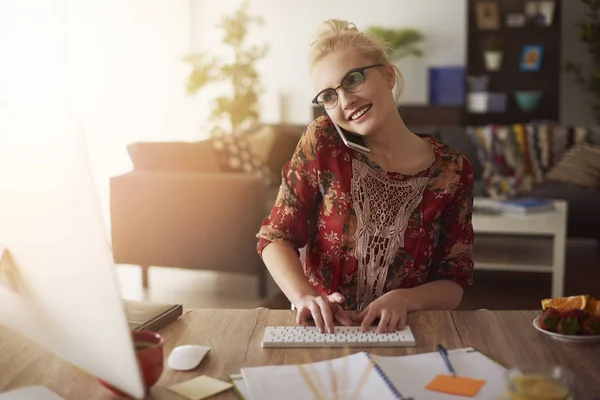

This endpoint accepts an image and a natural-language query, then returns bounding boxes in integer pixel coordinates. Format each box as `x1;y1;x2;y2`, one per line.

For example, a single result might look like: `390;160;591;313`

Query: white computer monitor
0;107;146;399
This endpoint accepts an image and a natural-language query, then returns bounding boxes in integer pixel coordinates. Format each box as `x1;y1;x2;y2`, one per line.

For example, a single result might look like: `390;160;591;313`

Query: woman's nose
338;90;358;110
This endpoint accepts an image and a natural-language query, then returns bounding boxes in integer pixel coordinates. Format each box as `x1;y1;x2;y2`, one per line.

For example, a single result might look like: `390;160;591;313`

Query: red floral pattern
257;116;474;310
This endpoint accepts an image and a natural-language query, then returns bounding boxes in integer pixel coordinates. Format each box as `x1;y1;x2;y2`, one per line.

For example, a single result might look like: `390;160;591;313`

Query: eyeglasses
312;64;384;109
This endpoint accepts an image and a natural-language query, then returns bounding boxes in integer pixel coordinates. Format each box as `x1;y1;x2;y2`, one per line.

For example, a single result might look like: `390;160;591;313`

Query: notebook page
229;374;251;400
373;348;505;399
241;351;399;400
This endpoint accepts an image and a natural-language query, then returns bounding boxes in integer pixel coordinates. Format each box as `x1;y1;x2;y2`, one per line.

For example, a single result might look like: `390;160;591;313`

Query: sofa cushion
210;129;276;186
545;144;600;189
246;124;305;183
524;181;600;231
127;141;221;172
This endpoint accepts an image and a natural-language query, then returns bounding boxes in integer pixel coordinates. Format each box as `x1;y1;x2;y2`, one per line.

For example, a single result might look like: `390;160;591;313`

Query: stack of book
497;198;554;215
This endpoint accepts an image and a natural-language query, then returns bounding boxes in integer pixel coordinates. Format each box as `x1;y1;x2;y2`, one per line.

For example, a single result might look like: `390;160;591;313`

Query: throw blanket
467;124;599;198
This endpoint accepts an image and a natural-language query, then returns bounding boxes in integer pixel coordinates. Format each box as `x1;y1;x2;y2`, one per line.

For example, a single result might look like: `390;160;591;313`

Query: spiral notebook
238;348;505;400
241;351;401;400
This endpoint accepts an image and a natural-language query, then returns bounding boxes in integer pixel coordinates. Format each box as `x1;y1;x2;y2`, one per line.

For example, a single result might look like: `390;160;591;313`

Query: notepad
373;348;506;399
425;374;486;396
168;375;233;400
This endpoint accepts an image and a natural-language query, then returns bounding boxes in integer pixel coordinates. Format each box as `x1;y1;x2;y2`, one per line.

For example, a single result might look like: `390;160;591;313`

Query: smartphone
332;123;371;153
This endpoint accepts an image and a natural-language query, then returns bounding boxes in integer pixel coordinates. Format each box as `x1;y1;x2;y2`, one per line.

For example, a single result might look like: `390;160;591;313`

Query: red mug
99;330;165;398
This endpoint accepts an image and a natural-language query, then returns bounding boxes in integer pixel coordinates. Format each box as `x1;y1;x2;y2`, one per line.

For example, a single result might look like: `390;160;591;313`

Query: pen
437;344;456;376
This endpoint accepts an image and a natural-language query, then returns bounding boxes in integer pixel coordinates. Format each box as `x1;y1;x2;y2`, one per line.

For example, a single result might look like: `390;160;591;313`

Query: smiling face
311;50;397;136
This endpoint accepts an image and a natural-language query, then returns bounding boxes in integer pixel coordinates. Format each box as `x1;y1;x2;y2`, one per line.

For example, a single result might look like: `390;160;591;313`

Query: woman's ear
385;64;396;90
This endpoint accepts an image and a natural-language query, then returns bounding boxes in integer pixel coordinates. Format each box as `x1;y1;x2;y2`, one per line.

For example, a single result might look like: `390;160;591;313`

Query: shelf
465;0;561;126
469;26;559;36
473;234;555;273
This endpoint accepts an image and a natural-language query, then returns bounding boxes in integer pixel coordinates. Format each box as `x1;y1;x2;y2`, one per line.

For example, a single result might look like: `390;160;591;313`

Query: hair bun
310;19;359;47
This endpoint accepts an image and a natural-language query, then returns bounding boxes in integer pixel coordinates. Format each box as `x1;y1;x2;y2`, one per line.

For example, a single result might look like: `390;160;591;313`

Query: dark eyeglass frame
312;63;384;109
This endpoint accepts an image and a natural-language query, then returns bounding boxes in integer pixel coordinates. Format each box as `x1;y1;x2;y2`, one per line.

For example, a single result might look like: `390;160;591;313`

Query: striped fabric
466;124;599;199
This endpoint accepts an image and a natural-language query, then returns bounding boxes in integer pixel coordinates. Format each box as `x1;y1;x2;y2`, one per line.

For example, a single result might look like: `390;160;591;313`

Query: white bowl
533;317;600;344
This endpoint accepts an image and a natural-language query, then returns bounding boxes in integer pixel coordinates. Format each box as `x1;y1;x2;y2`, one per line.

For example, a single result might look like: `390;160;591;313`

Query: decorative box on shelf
467;92;507;113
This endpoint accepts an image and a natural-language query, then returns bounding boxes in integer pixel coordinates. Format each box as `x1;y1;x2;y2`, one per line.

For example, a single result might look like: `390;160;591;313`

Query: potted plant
184;1;268;135
482;36;503;71
565;0;600;123
365;26;425;61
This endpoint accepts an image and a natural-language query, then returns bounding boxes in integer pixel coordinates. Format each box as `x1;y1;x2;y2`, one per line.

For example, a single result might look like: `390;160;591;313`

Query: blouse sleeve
430;156;475;288
256;119;322;258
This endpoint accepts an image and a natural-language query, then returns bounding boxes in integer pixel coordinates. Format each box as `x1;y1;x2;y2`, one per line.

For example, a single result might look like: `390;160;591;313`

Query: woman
256;19;474;335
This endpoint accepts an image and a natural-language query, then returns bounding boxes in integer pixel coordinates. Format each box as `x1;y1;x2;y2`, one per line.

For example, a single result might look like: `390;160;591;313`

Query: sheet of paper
168;375;233;400
372;347;506;399
241;351;398;400
229;374;251;400
426;374;486;397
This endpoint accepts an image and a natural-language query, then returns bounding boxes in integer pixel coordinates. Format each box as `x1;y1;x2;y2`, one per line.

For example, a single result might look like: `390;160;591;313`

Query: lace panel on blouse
351;158;428;310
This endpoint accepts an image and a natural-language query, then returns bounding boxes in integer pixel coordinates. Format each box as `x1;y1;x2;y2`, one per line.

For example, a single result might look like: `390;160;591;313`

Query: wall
0;0;199;227
190;0;467;125
192;0;597;127
66;0;199;222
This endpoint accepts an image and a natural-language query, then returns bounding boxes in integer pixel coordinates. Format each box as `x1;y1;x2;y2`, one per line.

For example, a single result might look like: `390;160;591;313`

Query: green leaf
365;26;425;61
565;0;600;121
182;0;268;133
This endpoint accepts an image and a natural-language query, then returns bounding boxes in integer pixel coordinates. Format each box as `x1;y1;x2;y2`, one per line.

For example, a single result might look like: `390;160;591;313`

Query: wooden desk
1;309;599;399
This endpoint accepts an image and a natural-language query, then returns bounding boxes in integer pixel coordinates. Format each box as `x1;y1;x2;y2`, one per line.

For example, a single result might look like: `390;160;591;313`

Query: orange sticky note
425;374;486;397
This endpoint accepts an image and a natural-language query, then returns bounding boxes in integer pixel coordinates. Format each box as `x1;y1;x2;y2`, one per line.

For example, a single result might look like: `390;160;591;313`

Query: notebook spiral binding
365;352;413;400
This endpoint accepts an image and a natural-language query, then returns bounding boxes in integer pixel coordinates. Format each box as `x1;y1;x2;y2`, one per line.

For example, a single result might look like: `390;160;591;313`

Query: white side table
471;198;568;298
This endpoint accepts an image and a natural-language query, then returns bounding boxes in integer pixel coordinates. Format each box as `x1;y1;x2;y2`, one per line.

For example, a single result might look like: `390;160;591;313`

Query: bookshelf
465;0;562;125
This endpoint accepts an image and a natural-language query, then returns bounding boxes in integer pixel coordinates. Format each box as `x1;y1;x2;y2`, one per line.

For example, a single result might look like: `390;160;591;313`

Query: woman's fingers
333;304;353;326
388;313;400;332
315;297;333;333
315;297;335;333
296;294;356;332
327;292;345;304
296;307;311;325
350;309;366;323
377;310;391;333
308;302;325;333
360;309;379;332
396;312;407;330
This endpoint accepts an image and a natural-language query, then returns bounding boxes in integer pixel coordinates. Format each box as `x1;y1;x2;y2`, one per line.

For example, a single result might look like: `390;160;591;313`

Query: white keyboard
261;326;416;348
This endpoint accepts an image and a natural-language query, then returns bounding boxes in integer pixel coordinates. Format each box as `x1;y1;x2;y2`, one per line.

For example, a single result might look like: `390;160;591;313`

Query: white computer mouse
167;345;211;371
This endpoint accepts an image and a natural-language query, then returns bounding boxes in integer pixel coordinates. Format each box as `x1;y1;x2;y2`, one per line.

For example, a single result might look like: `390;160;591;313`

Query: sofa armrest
110;171;268;276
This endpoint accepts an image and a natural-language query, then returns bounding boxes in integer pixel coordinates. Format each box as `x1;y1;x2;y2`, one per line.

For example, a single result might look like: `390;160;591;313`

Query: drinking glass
504;365;574;400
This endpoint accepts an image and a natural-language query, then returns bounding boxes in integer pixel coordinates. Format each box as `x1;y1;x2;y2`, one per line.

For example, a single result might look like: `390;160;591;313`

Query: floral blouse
256;116;474;310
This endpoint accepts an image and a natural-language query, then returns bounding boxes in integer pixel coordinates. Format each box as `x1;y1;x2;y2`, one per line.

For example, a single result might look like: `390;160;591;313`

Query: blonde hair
308;19;404;99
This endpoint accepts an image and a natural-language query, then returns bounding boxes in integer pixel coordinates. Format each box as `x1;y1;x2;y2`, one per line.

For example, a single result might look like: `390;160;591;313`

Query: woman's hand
295;292;353;333
350;290;409;333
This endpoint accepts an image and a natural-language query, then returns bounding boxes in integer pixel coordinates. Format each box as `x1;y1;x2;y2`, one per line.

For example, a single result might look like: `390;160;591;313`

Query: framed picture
475;1;501;30
525;0;555;27
505;13;527;28
520;45;544;71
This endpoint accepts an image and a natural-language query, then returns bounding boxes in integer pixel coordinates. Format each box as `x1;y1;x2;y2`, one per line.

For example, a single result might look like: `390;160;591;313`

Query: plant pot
484;51;503;71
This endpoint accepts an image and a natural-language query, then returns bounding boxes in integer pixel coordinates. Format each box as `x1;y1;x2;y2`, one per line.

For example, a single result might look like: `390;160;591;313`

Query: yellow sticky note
168;375;233;400
425;374;486;397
